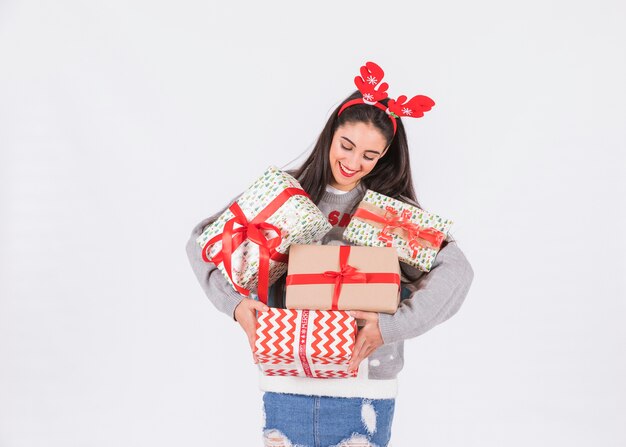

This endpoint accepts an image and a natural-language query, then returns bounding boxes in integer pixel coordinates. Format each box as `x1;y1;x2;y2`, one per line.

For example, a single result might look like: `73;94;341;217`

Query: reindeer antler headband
337;61;435;135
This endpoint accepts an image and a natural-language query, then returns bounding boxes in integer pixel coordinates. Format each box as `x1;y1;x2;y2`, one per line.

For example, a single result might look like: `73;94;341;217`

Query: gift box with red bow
342;190;453;272
285;244;401;314
255;307;358;379
195;166;332;304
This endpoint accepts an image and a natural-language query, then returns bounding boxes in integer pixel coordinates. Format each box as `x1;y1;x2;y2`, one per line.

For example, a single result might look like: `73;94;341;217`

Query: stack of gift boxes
197;166;453;379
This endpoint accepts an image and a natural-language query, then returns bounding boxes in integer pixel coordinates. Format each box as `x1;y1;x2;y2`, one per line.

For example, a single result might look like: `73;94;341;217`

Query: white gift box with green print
196;166;332;302
343;190;453;272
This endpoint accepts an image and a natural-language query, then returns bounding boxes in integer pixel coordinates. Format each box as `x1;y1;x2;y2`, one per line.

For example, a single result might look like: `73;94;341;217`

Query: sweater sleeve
377;241;474;344
185;214;245;320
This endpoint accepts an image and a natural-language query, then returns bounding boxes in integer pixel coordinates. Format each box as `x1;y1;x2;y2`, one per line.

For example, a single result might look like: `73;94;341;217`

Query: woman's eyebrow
340;136;356;146
340;136;382;155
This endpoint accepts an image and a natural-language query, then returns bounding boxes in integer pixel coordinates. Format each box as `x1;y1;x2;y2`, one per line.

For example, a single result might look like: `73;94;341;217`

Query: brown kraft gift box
285;244;401;314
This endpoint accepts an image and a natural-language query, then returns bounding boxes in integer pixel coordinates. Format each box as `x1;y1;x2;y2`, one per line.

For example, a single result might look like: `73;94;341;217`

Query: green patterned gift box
343;190;453;272
196;166;332;301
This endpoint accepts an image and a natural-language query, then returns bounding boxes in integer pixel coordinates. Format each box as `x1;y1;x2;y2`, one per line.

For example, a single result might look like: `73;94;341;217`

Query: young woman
186;62;474;447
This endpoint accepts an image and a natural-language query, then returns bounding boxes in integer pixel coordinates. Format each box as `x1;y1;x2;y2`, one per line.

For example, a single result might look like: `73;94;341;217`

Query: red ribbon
352;207;445;257
201;187;308;304
298;310;313;378
286;245;400;310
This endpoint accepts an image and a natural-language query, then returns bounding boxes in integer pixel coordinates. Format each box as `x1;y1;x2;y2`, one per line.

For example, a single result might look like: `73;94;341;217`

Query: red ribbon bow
202;187;308;304
323;246;367;310
353;206;445;258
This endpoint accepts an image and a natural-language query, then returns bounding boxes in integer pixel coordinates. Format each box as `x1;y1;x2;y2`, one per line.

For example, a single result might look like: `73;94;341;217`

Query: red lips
338;162;358;178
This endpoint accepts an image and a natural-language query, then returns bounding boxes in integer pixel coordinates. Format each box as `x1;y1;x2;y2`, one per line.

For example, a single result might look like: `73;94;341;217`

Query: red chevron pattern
314;370;358;378
255;308;298;362
310;310;356;361
312;357;351;365
264;368;300;377
255;308;358;378
310;310;332;360
256;353;294;365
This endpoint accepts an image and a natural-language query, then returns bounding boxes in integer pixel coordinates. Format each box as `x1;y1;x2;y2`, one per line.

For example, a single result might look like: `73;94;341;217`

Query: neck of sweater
319;183;365;206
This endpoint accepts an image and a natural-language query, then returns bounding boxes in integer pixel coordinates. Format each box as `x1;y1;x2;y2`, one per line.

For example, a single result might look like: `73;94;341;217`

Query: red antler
338;61;435;134
387;95;435;118
353;61;389;104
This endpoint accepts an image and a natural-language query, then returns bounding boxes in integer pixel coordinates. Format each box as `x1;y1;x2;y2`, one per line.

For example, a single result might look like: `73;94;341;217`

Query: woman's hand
234;298;269;364
347;310;384;373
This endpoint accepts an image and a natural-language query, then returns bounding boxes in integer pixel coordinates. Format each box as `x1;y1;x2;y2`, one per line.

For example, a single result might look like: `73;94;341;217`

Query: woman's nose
344;152;360;169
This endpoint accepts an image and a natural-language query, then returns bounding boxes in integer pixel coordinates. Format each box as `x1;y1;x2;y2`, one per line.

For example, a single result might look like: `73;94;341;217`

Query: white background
1;1;625;446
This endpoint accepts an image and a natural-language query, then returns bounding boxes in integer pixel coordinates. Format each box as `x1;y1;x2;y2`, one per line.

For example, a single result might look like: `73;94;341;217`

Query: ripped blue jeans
262;392;395;447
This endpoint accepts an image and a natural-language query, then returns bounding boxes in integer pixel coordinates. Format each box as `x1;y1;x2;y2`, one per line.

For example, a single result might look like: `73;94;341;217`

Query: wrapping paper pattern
343;190;453;271
196;166;331;295
255;308;358;378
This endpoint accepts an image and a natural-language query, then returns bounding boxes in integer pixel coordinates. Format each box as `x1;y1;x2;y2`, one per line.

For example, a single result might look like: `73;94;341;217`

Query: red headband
337;61;435;135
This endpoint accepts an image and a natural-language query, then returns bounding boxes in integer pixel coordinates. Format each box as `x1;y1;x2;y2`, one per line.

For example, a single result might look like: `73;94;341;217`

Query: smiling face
328;122;388;191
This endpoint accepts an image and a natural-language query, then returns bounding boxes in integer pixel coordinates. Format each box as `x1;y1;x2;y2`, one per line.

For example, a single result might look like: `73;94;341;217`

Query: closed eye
341;144;375;161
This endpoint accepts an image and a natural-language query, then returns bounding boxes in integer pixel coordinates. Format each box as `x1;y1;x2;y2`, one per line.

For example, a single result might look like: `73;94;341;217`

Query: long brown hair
293;90;422;208
271;91;445;306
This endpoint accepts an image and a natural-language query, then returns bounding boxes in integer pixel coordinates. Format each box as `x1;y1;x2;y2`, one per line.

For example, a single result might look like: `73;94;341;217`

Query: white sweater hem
259;375;398;399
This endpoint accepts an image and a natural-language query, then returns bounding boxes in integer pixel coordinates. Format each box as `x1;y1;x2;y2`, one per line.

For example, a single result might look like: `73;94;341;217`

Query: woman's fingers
347;312;384;372
349;310;375;323
348;334;368;372
234;298;270;363
250;300;270;313
248;332;259;363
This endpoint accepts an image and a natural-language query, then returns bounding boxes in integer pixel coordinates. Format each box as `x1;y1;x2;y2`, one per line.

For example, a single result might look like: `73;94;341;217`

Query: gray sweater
186;183;474;399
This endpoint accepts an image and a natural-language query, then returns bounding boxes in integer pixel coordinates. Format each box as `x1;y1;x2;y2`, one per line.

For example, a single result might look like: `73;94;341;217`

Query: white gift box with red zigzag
254;308;358;379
